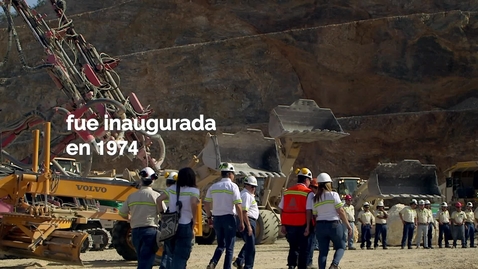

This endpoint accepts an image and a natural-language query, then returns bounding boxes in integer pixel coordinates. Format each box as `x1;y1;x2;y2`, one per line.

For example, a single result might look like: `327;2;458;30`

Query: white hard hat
244;176;258;187
219;162;235;173
467;202;473;207
410;199;417;204
139;167;157;180
418;200;425;205
296;168;313;179
425;200;431;205
441;202;448;207
164;171;178;181
363;202;370;207
377;201;384;207
317;172;332;183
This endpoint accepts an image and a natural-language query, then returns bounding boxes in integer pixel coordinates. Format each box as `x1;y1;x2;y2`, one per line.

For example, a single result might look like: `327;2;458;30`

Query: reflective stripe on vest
281;184;312;226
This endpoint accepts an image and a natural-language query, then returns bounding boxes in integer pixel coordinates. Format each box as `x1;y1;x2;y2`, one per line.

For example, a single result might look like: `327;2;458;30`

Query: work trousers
401;222;415;248
343;221;355;248
452;224;466;247
438;223;451;247
374;223;387;248
209;214;237;269
315;220;346;269
131;226;159;269
360;224;372;248
235;218;256;269
427;223;434;247
416;224;428;248
163;222;194;269
285;224;310;269
307;223;317;266
465;222;475;247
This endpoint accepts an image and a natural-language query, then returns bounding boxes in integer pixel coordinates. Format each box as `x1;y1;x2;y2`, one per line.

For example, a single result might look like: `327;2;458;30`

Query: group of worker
118;163;478;269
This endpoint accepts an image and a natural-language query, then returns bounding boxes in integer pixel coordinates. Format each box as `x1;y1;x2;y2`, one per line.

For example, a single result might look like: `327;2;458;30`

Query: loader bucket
269;99;349;142
201;129;285;177
368;159;442;200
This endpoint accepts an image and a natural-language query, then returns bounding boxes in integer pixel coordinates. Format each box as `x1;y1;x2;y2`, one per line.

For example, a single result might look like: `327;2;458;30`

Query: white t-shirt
241;189;259;220
204;178;242;216
166;185;200;225
311;191;343;221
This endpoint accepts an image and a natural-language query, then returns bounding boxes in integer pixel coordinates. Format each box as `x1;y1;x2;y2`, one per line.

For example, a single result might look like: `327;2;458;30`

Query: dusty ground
2;239;478;269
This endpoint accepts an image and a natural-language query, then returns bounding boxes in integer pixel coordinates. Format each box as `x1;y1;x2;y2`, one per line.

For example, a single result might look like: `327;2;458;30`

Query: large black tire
255;209;279;245
196;225;216;245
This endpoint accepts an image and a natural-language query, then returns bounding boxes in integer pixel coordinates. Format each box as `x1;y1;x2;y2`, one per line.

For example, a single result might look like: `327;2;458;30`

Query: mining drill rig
190;99;350;245
0;0;173;262
0;124;203;264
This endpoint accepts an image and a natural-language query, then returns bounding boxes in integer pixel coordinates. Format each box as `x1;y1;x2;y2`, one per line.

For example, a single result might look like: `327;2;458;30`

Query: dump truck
352;159;444;212
191;99;350;245
0;124;203;265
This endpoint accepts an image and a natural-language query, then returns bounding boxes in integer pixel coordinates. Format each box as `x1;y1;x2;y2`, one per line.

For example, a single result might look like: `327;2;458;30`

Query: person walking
205;163;244;269
343;195;356;250
118;167;164;269
464;202;476;248
156;167;200;269
399;199;417;249
279;167;314;269
159;171;178;269
307;178;319;269
233;176;259;269
312;172;352;269
373;201;388;249
451;202;466;248
437;202;451;248
415;200;429;249
358;202;374;250
424;200;435;249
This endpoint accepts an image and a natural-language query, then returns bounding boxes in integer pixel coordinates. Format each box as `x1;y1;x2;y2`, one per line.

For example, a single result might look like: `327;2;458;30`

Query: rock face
1;1;478;183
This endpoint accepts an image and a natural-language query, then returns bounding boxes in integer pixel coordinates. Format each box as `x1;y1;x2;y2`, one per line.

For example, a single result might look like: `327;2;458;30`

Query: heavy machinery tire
111;221;137;261
76;230;93;253
196;226;216;245
85;228;112;251
273;210;285;239
255;209;279;245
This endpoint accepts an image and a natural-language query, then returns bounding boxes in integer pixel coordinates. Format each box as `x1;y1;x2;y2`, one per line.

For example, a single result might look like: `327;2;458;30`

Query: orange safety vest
281;184;312;226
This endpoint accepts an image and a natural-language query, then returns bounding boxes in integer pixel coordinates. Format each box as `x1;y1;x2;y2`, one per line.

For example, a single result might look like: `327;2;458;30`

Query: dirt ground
2;239;478;269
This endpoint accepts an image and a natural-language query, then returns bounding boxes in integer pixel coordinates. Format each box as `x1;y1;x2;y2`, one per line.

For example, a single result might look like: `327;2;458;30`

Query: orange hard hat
310;178;318;187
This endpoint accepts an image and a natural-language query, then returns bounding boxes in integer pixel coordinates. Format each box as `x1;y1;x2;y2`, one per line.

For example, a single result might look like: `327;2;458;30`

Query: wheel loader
190;99;350;245
441;161;478;214
0;124;203;265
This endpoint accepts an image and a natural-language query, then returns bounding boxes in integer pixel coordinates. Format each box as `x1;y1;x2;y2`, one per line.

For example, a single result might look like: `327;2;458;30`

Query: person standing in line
451;202;467;248
307;178;319;269
156;168;200;269
311;173;352;269
279;168;314;269
373;201;388;249
424;200;435;249
232;176;259;269
342;195;356;250
205;163;244;269
399;199;418;249
357;202;374;250
415;200;429;249
437;202;451;248
464;202;476;248
159;171;178;269
118;167;165;269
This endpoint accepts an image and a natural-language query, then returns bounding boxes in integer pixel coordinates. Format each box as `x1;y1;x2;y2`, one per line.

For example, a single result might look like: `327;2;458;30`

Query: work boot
206;262;216;269
329;264;340;269
348;246;356;250
232;260;243;269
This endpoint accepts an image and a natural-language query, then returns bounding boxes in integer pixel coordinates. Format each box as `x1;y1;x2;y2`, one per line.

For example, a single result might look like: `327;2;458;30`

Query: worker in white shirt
415;200;429;249
424;200;435;249
437;202;451;248
357;202;374;250
464;202;476;248
205;163;245;269
343;195;356;250
451;202;466;248
373;201;388;249
399;199;418;249
233;176;259;269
